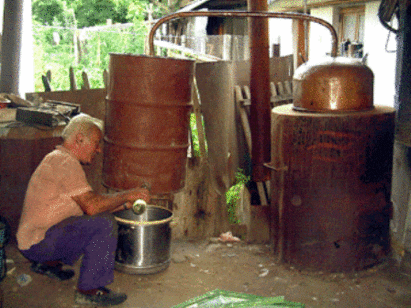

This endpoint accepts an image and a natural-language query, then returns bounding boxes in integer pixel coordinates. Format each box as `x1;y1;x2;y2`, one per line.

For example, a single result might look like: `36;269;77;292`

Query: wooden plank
277;81;285;96
265;180;271;199
235;85;252;154
235;84;270;206
192;77;207;160
270;82;278;97
81;71;90;90
46;70;52;82
284;80;292;95
270;81;293;107
103;69;109;90
42;75;51;92
257;181;268;206
69;67;77;91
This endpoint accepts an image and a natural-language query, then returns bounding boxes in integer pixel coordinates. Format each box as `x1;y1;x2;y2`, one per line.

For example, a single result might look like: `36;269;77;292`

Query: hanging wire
385;24;397;53
378;0;400;34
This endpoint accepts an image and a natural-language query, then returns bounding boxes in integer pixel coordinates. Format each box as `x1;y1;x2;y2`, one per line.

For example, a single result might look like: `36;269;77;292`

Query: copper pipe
147;10;338;182
248;0;270;181
148;11;338;57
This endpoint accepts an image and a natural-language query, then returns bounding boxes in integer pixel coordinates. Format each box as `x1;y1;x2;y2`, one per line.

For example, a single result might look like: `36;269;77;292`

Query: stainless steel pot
114;205;173;274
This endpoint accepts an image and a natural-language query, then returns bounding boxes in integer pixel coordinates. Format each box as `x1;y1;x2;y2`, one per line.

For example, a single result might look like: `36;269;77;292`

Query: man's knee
91;214;118;238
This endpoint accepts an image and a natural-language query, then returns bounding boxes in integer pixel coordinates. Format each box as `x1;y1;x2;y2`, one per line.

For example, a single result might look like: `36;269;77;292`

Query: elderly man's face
78;127;103;165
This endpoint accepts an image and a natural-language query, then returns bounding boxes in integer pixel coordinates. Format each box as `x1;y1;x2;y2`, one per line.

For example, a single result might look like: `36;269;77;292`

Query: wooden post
192;78;207;160
0;0;24;94
103;69;109;90
82;71;90;90
69;67;77;91
272;44;280;57
42;75;51;92
248;0;271;182
46;70;52;82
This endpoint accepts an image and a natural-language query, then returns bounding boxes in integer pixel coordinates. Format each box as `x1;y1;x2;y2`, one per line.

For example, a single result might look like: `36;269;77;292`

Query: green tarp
172;289;305;307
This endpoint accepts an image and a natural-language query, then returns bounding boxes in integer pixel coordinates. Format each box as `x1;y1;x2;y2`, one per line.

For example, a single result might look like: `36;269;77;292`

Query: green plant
33;21;147;91
189;113;208;157
225;169;250;224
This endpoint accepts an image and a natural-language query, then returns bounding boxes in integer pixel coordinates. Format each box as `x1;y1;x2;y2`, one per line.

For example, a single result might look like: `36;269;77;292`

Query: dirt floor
1;237;411;308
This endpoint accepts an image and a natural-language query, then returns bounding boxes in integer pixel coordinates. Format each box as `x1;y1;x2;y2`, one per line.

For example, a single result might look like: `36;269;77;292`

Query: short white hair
61;113;103;141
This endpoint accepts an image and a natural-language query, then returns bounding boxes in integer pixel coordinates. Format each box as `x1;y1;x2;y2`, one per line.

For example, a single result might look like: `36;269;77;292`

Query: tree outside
31;0;173;91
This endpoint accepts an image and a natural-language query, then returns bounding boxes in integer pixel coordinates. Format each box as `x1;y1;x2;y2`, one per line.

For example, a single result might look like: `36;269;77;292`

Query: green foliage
31;0;153;91
33;20;148;91
32;0;65;25
225;169;250;224
189;113;208;157
32;0;150;28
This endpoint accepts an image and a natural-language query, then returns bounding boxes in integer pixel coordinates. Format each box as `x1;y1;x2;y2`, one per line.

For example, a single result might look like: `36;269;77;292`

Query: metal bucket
114;205;173;274
103;54;195;194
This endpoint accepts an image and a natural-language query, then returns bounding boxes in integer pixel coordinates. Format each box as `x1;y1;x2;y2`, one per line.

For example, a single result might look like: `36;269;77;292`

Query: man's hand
72;187;151;216
126;188;151;204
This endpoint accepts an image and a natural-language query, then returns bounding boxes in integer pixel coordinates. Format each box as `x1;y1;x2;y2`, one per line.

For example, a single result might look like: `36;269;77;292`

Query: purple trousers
20;213;118;291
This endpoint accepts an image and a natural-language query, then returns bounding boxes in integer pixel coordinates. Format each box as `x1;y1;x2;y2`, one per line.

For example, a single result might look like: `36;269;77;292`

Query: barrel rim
108;52;195;64
114;205;173;226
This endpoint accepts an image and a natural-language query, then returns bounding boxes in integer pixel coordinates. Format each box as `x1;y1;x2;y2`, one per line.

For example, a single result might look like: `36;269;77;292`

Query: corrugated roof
178;0;247;12
269;0;368;12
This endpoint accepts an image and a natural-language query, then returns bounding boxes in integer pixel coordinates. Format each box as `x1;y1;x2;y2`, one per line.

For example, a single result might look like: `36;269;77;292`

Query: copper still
269;57;395;272
293;57;374;112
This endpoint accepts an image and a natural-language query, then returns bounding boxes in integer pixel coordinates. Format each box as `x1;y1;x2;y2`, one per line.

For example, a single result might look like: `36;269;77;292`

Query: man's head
61;114;104;164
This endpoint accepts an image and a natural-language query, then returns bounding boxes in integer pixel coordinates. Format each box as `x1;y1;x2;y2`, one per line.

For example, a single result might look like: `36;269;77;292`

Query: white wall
363;1;396;107
269;19;293;57
0;0;3;30
309;7;336;60
309;1;396;108
20;0;35;96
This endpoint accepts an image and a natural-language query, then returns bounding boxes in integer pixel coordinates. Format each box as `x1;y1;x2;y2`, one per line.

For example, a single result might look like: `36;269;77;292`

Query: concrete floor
1;238;411;308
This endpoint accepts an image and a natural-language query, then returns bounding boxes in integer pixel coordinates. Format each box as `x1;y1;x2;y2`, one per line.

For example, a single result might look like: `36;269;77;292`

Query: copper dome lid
292;57;374;112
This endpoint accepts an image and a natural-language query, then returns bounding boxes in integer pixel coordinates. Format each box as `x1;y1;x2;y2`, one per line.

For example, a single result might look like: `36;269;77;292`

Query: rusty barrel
103;54;194;194
269;104;395;272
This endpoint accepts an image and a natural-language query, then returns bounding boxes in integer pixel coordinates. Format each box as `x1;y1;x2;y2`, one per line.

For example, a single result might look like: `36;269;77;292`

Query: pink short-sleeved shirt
17;145;92;250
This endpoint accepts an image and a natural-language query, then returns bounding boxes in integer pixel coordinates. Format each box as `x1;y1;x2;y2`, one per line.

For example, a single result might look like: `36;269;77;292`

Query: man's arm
72;188;150;216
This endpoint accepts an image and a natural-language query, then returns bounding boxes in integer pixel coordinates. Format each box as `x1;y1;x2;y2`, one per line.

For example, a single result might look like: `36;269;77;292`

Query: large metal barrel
103;54;195;194
269;104;395;272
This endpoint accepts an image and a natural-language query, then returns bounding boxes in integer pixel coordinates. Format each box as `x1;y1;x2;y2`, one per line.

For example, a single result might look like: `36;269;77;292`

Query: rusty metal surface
248;0;271;181
293;57;374;112
103;54;194;194
269;105;395;272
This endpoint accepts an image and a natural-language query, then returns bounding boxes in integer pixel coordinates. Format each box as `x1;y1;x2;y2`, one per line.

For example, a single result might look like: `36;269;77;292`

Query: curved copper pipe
148;11;338;57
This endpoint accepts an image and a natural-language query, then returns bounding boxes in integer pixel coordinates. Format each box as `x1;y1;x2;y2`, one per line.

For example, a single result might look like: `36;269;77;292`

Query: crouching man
16;114;150;306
